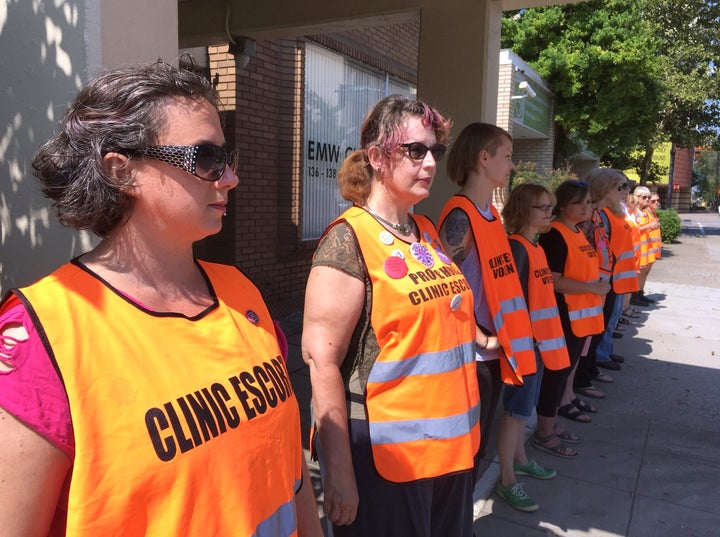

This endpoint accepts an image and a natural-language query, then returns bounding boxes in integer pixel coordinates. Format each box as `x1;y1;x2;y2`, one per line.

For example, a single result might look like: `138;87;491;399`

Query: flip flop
571;397;598;413
558;403;592;423
622;308;641;319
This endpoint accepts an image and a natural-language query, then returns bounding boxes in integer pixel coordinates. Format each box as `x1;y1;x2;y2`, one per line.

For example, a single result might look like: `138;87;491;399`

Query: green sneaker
513;459;557;480
494;481;539;512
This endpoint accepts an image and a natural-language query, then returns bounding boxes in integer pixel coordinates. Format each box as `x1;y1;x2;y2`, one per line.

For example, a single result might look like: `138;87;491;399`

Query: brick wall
199;25;420;317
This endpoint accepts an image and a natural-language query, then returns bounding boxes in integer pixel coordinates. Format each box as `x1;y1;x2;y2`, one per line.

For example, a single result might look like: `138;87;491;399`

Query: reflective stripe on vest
368;341;476;383
635;209;656;266
370;402;481;444
252;496;299;537
509;234;570;370
15;261;302;536
439;196;536;385
550;222;605;337
341;207;480;483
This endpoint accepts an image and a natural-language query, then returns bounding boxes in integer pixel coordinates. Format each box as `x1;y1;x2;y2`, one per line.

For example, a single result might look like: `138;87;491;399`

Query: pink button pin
384;256;408;279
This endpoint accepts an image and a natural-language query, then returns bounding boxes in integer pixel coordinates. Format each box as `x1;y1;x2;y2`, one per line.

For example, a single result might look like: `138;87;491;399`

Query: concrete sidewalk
281;219;720;537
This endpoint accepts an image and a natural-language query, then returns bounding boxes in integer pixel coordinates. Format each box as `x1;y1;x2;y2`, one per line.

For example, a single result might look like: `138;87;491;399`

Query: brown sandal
532;433;577;459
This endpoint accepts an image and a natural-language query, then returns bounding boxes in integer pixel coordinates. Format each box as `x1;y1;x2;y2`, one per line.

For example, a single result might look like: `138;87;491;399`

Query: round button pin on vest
384;255;409;279
435;248;451;265
246;310;260;324
410;242;434;268
450;293;463;311
379;230;395;245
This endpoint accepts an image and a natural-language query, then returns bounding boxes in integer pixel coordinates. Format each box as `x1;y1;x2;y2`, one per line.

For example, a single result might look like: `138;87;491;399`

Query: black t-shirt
508;238;530;302
538;226;569;313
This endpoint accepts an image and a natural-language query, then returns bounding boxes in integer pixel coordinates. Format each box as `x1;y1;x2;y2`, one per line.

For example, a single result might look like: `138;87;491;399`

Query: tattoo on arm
443;209;470;264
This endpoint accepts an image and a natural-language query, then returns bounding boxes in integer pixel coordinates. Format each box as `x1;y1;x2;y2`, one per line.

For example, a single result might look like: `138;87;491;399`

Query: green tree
502;1;664;170
645;0;720;149
502;1;720;182
693;149;720;208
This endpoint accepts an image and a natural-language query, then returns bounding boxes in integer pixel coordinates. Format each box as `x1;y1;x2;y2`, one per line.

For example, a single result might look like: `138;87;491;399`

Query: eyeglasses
650;199;660;203
141;144;239;182
532;204;555;212
616;183;629;191
640;195;650;200
399;142;447;161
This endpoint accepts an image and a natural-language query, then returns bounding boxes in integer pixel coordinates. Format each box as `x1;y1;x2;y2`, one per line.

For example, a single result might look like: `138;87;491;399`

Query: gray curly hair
31;60;219;237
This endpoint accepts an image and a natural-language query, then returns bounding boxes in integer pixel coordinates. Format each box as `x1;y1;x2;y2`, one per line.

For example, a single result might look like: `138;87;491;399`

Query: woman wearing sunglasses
574;169;640;393
632;185;660;306
302;96;479;536
0;62;321;536
437;123;540;511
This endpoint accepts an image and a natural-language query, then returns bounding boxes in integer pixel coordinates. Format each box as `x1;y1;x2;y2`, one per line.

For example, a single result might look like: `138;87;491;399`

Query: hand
594;280;612;296
322;465;359;526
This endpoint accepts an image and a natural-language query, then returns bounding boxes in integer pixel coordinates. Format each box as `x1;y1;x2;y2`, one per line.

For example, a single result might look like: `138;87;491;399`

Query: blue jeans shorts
502;349;544;418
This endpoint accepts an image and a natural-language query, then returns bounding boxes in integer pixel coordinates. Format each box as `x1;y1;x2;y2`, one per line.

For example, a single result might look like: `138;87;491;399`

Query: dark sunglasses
616;183;629;191
399;142;447;161
640;195;650;199
141;144;239;182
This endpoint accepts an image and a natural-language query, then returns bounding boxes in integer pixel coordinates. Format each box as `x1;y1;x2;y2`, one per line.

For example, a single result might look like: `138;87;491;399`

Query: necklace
364;205;414;235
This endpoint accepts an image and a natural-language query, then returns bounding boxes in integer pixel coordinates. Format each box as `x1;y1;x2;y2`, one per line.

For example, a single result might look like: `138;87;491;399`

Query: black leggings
536;316;584;418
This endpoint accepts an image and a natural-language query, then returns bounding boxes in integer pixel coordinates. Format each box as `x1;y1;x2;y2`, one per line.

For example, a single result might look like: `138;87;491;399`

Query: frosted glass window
303;43;416;240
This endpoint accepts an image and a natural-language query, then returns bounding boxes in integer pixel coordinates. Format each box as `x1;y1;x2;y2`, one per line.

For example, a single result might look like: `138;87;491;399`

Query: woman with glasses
632;186;660;306
302;96;479;536
437;123;539;511
0;62;321;536
537;180;609;451
494;183;572;511
575;169;640;394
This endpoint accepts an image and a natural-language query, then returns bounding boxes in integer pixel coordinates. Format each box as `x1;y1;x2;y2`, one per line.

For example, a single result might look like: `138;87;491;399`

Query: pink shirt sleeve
0;294;74;458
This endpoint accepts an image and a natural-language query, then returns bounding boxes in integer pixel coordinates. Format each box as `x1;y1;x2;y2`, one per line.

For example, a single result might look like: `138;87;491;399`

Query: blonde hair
585;168;627;216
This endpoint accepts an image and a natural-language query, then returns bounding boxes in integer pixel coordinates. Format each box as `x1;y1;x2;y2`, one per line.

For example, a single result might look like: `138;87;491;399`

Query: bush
511;161;578;192
657;208;682;243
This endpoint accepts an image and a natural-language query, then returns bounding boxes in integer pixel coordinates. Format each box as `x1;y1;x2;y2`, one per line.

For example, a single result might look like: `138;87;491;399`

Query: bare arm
301;265;365;526
439;208;473;266
551;272;611;297
0;407;71;536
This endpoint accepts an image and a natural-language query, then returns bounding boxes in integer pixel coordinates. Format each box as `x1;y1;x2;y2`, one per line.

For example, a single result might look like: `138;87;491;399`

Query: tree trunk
639;143;654;185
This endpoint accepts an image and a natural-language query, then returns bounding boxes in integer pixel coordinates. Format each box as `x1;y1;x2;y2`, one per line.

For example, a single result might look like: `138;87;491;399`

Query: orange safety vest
602;208;640;294
339;206;480;483
589;209;613;278
15;260;302;537
647;209;663;259
635;209;656;266
626;212;641;271
439;196;536;385
550;222;605;337
508;234;570;371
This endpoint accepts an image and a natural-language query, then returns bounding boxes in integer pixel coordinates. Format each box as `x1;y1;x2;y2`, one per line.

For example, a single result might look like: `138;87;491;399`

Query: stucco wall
0;0;178;294
0;0;92;293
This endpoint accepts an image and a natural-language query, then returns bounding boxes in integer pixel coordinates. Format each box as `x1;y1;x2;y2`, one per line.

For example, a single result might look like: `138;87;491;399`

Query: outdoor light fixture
512;80;537;100
229;36;256;69
225;3;256;70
